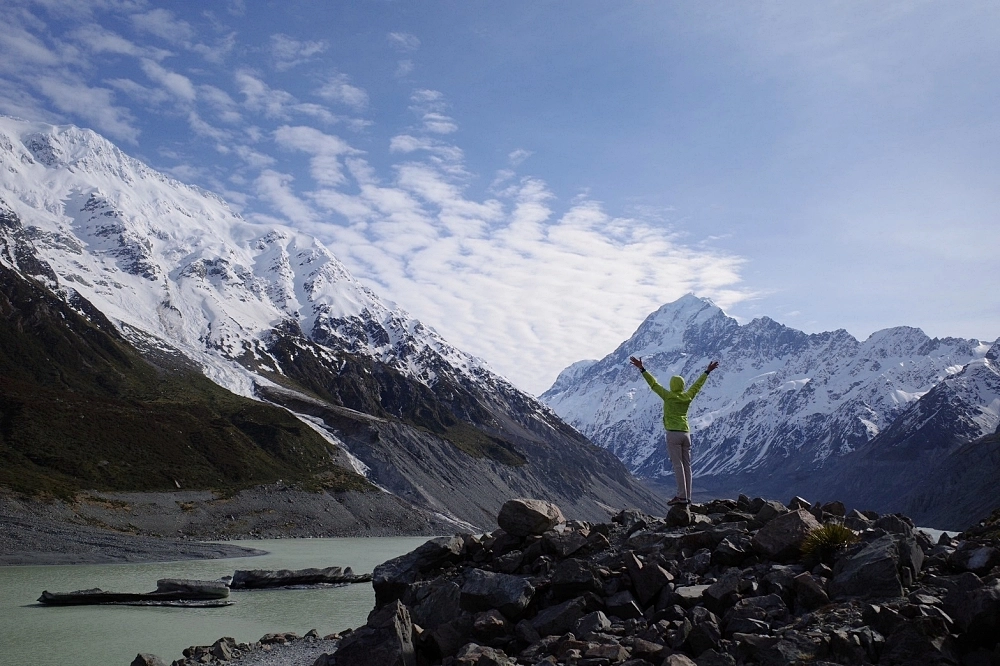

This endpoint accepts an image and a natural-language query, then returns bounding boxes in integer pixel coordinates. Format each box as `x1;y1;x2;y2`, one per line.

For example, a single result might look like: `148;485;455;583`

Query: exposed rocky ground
0;485;454;566
166;496;1000;666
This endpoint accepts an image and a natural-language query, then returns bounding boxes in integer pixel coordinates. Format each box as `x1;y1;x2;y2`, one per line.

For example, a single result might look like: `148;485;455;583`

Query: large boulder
407;580;462;633
497;499;565;536
459;569;534;619
335;600;416;666
531;596;587;637
373;536;464;607
829;534;904;600
750;509;821;561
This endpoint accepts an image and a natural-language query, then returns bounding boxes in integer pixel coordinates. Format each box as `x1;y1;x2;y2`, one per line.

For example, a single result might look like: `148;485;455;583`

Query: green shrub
801;523;859;565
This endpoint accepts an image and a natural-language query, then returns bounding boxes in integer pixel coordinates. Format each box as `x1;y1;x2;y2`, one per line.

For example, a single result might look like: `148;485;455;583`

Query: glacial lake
0;536;431;666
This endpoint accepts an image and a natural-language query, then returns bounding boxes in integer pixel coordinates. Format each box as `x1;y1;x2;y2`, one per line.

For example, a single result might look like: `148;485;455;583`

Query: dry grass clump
801;523;859;565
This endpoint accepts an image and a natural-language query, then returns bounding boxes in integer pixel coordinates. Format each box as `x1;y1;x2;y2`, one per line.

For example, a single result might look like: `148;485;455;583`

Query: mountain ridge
542;294;998;526
0;115;667;529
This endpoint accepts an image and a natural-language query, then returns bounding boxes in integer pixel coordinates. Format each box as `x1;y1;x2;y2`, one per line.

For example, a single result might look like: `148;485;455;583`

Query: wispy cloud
140;59;196;103
131;9;195;45
270;33;327;71
316;73;368;111
235;70;295;119
409;89;457;135
36;75;139;142
274;125;358;186
268;115;750;392
388;32;420;51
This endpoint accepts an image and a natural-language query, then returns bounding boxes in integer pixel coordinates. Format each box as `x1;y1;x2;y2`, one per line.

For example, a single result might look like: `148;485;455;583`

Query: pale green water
0;536;430;666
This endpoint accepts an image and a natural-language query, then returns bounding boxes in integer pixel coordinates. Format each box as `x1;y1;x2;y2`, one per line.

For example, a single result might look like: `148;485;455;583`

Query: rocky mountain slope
0;116;666;530
542;295;998;520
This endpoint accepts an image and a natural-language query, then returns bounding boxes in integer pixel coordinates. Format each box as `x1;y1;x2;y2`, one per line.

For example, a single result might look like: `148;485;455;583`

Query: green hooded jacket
641;370;709;432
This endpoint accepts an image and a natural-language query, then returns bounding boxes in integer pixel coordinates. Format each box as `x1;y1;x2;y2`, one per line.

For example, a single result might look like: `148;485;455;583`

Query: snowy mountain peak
543;295;993;486
0;115;511;403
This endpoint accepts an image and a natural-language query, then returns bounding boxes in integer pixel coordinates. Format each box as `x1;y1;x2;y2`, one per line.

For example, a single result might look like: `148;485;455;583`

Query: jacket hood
669;376;685;392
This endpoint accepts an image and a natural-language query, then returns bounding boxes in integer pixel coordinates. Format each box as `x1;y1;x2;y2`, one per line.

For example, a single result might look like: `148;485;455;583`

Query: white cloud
191;32;236;64
199;84;241;123
235;70;295;118
35;75;139;142
131;9;195;44
107;77;171;106
388;32;420;51
69;24;148;58
140;59;196;103
0;25;61;68
283;142;750;393
407;89;458;135
274;125;358;186
395;59;414;77
270;33;327;70
316;73;368;111
508;148;532;166
255;169;318;225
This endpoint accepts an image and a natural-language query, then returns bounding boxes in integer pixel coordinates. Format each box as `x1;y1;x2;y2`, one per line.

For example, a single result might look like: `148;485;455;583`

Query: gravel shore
0;512;265;565
0;484;455;566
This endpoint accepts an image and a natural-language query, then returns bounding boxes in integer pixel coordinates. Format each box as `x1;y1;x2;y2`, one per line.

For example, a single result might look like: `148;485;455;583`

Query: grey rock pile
322;496;1000;666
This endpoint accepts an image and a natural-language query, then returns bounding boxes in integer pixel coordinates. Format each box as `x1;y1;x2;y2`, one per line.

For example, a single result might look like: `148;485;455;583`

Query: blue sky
1;0;998;394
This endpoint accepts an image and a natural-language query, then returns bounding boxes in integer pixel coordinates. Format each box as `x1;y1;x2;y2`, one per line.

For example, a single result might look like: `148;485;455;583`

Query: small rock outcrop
39;579;230;606
315;495;1000;666
230;566;371;589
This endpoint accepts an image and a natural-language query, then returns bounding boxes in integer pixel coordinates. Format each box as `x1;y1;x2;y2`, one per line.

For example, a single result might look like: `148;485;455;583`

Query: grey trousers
666;430;693;500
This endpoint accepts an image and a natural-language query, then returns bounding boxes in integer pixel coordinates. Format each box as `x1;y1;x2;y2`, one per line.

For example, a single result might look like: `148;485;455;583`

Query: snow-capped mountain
541;294;997;497
0;116;492;398
0;116;667;526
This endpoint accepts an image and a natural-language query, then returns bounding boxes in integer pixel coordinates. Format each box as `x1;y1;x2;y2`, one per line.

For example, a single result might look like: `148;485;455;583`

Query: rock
131;655;168;666
792;572;829;611
750;509;821;562
460;569;534;618
497;499;565;537
754;500;789;524
703;570;742;615
673;584;710;608
372;536;464;607
606;590;643;619
881;616;959;665
408;580;462;633
426;613;474;659
666;504;693;527
820;500;846;517
551;558;603;599
787;496;811;510
211;638;236;661
531;596;588;637
946;579;1000;649
542;530;588;558
662;655;697;666
949;545;1000;575
712;536;750;567
335;600;416;666
586;643;630;661
829;534;903;599
874;514;913;536
574;610;612;636
454;643;515;666
39;579;230;605
230;566;370;588
472;609;509;641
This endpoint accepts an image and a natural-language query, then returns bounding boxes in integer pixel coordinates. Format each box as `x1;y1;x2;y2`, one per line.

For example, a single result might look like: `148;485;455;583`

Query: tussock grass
801;523;859;565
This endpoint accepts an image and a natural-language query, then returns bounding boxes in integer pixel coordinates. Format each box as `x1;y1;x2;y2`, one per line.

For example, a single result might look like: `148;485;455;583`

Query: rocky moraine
152;496;1000;666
